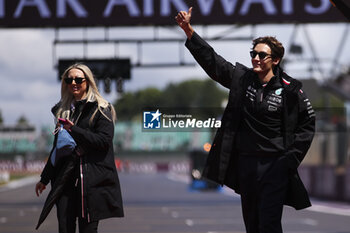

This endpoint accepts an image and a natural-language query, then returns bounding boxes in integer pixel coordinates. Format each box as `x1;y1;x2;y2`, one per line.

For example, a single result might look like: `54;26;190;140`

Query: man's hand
175;7;192;29
175;7;194;39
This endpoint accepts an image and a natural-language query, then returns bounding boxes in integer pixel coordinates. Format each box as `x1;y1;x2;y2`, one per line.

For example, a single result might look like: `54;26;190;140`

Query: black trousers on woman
55;177;99;233
238;154;289;233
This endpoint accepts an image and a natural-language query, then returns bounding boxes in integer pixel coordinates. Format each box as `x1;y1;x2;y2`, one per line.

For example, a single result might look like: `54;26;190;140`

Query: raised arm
175;7;236;89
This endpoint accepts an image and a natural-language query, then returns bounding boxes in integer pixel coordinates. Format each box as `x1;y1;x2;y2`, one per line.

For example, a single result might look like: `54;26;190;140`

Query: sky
0;22;349;130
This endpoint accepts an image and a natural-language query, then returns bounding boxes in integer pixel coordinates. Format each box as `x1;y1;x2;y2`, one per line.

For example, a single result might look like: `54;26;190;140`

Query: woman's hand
175;7;194;39
56;118;74;131
62;119;74;131
35;181;46;197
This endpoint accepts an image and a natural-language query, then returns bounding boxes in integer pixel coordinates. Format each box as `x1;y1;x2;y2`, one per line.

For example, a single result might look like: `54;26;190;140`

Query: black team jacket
185;32;315;210
40;100;124;221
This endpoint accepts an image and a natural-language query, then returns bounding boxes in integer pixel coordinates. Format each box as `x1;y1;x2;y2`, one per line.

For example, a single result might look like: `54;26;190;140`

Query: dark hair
252;36;284;61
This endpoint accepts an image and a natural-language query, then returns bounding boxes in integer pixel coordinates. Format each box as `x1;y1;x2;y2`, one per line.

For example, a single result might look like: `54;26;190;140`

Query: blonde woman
35;63;124;233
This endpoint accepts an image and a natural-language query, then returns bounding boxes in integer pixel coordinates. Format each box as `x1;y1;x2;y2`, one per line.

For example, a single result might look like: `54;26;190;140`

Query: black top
71;99;87;122
236;75;285;155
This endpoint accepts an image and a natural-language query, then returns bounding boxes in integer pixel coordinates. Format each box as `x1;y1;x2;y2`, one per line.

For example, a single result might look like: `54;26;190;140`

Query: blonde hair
56;63;116;124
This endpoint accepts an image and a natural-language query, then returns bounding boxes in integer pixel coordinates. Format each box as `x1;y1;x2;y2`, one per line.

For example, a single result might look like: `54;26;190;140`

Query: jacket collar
51;97;97;116
274;65;302;92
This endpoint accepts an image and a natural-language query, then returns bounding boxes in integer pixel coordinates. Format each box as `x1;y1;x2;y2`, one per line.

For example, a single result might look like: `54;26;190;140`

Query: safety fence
1;159;350;203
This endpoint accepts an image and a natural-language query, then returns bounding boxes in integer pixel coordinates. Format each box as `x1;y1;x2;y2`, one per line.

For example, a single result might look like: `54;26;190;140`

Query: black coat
40;100;124;221
186;32;315;210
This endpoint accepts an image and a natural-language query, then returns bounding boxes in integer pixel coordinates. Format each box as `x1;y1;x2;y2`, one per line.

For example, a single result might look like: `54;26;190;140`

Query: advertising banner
0;0;347;28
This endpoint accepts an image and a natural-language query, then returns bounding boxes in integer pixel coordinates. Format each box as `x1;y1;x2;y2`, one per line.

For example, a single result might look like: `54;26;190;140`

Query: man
176;7;315;233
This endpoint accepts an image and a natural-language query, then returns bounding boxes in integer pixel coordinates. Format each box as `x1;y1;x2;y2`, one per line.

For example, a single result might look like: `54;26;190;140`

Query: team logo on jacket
275;88;283;96
143;109;162;129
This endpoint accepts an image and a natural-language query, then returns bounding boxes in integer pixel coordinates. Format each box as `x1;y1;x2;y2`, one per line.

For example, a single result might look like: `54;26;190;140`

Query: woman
35;63;124;233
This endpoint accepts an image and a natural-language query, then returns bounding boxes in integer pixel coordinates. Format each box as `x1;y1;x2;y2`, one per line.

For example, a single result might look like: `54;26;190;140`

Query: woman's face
66;68;88;101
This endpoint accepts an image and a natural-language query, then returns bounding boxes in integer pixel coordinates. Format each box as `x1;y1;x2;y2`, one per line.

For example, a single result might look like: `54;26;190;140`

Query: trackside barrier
1;159;350;202
0;160;46;173
299;165;350;202
114;159;190;174
0;171;10;183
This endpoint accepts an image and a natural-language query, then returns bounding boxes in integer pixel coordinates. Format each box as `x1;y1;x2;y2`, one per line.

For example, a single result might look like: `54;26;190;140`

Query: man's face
251;43;280;75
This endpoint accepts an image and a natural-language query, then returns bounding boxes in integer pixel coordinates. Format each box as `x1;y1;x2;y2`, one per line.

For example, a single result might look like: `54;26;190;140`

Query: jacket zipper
85;162;90;223
80;157;85;219
75;103;90;222
74;104;85;220
256;84;267;104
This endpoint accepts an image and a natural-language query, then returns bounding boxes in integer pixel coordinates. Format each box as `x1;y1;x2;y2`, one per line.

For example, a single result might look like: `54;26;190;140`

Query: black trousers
238;155;289;233
55;179;99;233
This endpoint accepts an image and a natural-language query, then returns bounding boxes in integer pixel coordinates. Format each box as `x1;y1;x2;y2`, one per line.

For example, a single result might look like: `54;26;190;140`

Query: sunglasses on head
64;77;86;84
250;51;272;60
